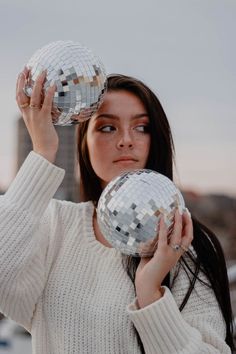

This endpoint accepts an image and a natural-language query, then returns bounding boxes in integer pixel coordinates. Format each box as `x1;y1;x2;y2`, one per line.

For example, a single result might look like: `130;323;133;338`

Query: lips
113;156;138;163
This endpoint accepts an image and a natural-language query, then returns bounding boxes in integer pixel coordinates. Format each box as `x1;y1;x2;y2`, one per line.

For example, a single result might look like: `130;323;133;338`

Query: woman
0;68;234;353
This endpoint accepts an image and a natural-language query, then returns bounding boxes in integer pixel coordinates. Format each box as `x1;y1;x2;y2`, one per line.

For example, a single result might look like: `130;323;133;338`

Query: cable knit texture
0;151;231;353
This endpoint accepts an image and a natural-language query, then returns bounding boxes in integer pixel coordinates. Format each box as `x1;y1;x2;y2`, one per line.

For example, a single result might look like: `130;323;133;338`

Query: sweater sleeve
126;260;231;354
0;151;65;332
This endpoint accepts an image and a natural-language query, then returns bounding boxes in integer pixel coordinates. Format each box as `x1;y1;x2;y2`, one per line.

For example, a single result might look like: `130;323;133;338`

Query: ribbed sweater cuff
4;151;65;216
127;286;200;353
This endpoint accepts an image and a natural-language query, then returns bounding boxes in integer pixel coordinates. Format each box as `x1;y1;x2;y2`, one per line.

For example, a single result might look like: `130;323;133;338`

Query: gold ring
19;102;29;108
180;245;189;252
29;103;40;109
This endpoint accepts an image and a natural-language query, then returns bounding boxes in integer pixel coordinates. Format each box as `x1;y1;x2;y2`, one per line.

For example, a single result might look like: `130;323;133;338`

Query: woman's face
86;90;151;188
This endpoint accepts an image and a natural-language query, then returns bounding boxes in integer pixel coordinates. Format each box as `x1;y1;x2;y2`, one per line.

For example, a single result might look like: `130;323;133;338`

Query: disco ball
24;40;107;126
97;169;185;257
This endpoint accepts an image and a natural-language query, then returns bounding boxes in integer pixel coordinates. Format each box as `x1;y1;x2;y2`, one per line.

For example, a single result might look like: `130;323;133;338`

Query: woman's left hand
135;209;193;308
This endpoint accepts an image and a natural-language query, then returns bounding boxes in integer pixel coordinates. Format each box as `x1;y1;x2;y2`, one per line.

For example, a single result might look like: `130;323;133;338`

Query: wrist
33;149;57;164
137;287;164;309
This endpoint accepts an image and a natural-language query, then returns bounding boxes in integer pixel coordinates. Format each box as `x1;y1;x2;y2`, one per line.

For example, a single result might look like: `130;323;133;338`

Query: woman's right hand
16;67;59;164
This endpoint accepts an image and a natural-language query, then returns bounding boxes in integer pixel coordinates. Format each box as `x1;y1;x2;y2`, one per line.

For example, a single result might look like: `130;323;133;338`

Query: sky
0;0;235;196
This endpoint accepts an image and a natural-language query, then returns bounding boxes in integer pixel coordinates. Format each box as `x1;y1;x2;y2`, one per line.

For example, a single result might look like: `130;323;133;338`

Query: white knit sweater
0;151;231;354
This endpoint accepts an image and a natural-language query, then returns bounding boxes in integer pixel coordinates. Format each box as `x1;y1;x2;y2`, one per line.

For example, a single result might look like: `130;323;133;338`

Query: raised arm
0;68;65;331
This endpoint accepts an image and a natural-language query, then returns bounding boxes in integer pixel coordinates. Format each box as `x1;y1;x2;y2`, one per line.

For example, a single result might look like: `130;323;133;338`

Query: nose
117;129;133;149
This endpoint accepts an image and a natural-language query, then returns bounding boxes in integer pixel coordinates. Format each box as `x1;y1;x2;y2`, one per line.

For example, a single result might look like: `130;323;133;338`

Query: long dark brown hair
76;74;235;352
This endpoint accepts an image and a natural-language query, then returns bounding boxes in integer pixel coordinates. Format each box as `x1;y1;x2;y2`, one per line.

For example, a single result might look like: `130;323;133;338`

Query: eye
135;124;150;133
99;125;116;132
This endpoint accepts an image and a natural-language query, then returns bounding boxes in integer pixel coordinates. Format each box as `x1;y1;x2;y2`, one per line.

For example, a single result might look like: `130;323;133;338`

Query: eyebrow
95;113;149;120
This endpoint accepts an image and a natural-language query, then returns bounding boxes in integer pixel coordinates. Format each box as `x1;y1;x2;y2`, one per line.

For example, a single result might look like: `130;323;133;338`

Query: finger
157;215;168;247
16;73;21;98
23;66;30;77
41;84;56;116
30;70;47;108
21;66;30;84
16;71;26;99
181;211;193;245
169;208;182;244
16;67;30;97
182;210;193;235
16;72;30;109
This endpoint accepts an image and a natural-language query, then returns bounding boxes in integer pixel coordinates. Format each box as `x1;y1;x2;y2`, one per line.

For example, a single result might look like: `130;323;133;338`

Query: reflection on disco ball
97;169;185;257
24;40;107;126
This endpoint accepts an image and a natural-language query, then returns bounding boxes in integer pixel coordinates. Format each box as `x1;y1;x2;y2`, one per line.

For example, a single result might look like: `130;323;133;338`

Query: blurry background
0;0;235;352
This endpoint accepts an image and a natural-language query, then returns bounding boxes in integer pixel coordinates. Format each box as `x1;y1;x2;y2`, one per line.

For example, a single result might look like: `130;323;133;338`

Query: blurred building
17;118;80;202
183;191;236;263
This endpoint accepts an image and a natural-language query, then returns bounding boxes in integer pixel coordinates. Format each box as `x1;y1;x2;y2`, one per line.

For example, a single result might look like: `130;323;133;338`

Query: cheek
138;136;151;156
87;136;110;168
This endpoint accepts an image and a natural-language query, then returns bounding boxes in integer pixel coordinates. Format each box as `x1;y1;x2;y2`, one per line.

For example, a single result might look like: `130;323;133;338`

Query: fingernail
50;84;56;93
185;208;191;217
178;206;183;215
50;79;55;87
20;72;26;79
